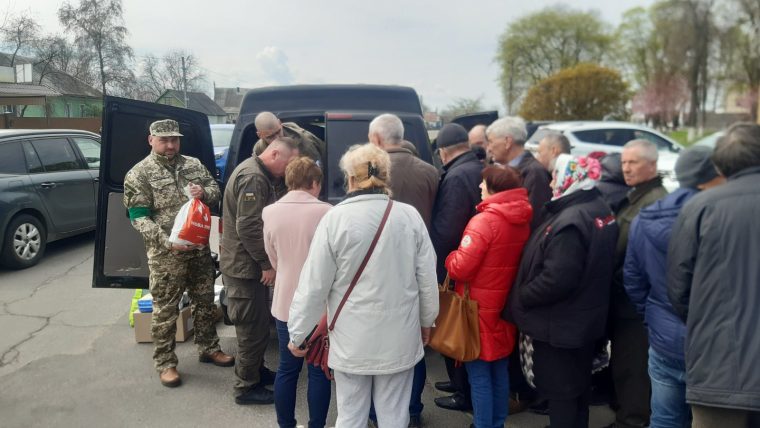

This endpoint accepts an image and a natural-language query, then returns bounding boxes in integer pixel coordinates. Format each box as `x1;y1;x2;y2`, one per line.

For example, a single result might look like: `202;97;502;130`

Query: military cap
150;119;184;137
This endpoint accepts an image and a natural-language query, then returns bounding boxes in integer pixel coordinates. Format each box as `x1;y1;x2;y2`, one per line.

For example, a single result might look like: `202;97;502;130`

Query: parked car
210;124;234;179
0;129;100;269
526;121;683;191
94;84;434;289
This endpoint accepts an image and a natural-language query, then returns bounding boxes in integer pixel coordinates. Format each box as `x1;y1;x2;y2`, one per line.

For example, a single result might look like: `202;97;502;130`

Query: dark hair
712;122;760;177
285;157;322;191
481;165;523;193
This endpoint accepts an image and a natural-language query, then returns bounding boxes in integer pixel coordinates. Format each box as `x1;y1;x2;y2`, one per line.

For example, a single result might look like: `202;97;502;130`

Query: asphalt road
0;233;615;428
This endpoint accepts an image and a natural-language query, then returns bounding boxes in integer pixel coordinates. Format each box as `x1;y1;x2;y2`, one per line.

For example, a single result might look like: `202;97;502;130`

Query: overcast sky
16;0;654;112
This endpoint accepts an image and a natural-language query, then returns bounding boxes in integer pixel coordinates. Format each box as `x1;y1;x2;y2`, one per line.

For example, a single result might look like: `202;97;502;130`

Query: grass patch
667;130;691;146
666;129;719;147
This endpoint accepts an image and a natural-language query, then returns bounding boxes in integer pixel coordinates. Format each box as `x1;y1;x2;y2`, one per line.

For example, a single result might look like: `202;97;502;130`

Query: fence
0;116;101;133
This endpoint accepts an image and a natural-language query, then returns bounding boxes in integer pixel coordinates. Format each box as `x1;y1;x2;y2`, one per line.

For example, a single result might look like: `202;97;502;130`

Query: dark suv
94;84;434;288
0;129;100;269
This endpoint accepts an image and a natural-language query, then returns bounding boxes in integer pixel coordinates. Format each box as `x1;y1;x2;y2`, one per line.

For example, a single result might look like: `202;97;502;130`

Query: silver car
527;121;683;191
0;129;100;269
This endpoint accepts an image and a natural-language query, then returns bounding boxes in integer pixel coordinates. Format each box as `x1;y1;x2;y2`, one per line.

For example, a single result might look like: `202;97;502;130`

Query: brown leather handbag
304;199;394;379
429;275;481;362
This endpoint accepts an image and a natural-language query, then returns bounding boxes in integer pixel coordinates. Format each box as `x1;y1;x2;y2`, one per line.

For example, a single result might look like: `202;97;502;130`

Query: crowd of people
125;114;760;428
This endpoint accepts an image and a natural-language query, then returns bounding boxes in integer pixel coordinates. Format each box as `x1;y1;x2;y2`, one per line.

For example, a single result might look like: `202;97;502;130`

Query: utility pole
181;56;189;108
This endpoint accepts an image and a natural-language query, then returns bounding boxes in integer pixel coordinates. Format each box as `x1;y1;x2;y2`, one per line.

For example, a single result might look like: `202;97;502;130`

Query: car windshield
211;127;233;149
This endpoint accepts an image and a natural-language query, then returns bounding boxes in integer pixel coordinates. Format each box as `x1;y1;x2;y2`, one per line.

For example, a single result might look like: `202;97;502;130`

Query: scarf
551;154;602;200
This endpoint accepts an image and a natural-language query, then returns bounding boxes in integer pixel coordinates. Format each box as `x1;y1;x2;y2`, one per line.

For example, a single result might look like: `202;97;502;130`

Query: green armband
128;207;151;221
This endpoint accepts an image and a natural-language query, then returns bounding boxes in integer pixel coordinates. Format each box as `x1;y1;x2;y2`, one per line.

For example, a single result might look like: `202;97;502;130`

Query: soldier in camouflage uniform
221;136;300;405
123;119;234;388
253;111;325;167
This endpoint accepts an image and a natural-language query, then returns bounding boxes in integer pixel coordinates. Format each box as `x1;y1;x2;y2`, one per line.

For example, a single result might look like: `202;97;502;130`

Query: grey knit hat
675;145;719;188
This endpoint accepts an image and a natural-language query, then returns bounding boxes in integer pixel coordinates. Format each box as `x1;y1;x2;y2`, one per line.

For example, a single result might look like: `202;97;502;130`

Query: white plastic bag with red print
169;185;211;247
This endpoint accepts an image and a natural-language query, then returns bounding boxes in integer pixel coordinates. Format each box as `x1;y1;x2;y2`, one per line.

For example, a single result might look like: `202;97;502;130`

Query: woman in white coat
287;143;439;428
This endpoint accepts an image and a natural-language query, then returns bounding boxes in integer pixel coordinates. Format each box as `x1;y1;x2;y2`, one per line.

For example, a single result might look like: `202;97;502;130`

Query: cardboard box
134;306;194;343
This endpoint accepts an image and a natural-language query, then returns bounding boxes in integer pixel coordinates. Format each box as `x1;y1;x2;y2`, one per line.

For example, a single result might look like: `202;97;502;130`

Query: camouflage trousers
149;252;220;372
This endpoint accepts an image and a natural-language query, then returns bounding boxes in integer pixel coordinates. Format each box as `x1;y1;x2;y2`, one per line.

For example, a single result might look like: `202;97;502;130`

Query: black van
94;84;434;288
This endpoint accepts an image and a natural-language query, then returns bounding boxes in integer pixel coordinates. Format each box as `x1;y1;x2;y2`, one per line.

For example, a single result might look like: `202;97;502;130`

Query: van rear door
93;96;214;289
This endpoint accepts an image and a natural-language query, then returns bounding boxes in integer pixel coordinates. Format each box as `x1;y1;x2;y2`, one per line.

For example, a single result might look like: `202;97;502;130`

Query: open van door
93;96;214;289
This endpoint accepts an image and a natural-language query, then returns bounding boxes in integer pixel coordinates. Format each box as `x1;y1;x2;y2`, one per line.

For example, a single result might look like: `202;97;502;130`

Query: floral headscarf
551;154;602;199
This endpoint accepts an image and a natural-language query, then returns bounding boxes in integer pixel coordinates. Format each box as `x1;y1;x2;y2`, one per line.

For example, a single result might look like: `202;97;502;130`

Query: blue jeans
465;357;510;428
369;358;425;421
274;319;331;428
648;347;691;428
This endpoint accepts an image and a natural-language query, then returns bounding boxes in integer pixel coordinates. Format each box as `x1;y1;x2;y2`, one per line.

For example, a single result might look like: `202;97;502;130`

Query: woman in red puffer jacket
444;165;532;428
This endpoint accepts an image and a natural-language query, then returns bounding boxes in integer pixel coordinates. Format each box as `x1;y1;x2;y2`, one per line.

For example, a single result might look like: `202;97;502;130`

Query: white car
526;121;683;191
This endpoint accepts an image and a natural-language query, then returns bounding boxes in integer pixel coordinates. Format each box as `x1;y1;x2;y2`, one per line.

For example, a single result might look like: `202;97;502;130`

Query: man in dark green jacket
607;139;668;428
221;137;300;405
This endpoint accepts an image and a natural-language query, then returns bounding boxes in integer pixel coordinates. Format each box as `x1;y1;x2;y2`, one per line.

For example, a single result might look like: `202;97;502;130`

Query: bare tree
58;0;134;95
1;12;40;67
440;96;485;123
138;50;207;100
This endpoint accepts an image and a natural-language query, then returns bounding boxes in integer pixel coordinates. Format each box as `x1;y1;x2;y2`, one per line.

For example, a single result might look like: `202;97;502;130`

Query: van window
324;119;373;202
0;141;26;174
31;138;81;172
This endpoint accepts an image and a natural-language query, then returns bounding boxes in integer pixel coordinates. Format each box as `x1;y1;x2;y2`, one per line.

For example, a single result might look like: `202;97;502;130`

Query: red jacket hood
477;187;533;226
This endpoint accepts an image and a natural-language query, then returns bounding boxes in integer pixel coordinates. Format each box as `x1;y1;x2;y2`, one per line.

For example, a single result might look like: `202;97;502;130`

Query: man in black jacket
430;123;483;412
668;123;760;426
486;117;552;230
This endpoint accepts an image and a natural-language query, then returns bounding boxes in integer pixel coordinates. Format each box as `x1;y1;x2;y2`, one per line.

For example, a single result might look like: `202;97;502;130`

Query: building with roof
156;89;227;124
0;53;102;132
214;87;251;123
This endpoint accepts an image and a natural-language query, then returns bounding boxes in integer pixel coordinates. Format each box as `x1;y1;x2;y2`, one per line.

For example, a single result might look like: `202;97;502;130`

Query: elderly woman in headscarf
287;143;439;428
506;154;619;428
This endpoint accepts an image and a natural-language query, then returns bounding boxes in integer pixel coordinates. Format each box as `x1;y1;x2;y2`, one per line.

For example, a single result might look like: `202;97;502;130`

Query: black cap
437;123;469;149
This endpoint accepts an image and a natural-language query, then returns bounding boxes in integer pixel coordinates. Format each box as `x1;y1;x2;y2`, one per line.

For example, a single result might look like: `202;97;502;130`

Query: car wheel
1;214;47;269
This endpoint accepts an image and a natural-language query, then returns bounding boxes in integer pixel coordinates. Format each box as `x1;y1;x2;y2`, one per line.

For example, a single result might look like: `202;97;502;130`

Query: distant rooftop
160;90;227;116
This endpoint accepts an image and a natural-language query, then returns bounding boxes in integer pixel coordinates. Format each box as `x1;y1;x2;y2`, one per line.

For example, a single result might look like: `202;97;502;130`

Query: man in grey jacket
668;123;760;427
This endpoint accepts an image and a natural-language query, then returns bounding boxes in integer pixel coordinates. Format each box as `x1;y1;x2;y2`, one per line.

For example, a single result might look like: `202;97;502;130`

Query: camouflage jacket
123;152;220;259
253;122;326;166
220;156;286;286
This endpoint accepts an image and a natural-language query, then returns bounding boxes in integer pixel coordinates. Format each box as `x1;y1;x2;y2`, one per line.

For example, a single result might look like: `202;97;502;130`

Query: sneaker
234;384;274;405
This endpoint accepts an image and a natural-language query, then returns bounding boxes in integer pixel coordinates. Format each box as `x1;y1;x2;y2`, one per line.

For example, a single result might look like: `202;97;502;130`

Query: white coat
288;194;439;375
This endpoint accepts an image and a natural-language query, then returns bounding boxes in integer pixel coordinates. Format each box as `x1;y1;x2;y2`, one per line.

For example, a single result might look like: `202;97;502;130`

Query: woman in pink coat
263;157;332;428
